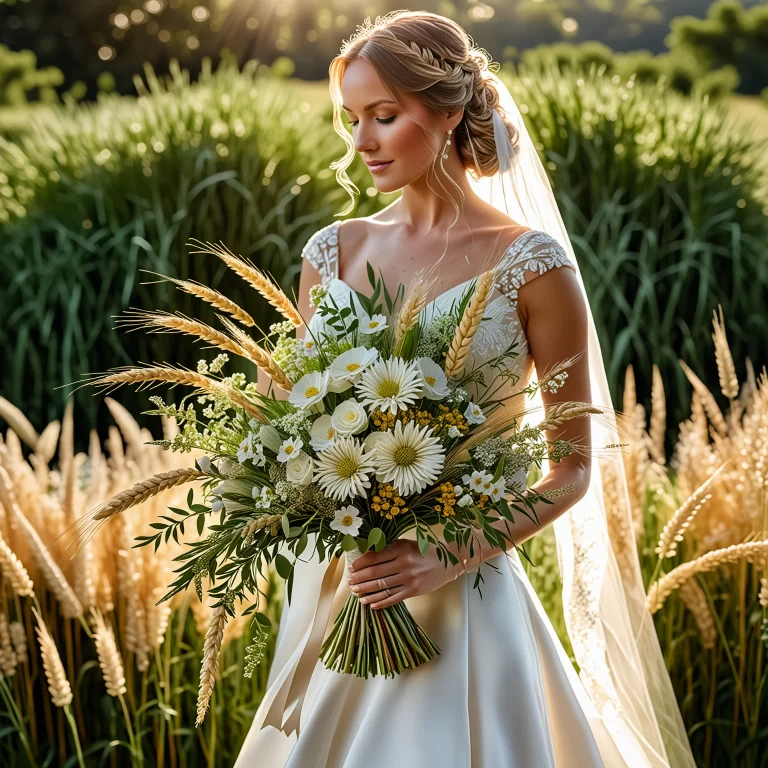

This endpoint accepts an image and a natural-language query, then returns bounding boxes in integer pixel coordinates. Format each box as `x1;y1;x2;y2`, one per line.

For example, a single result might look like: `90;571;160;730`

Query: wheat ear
189;238;303;327
217;317;293;391
678;579;716;649
711;304;739;400
655;461;730;559
196;604;227;726
679;359;728;436
444;270;495;379
90;608;127;697
393;268;436;349
537;403;603;432
647;539;768;613
116;309;247;357
0;531;35;597
9;621;27;664
0;396;38;449
80;365;264;419
649;364;667;465
32;607;73;707
90;468;203;521
143;270;256;327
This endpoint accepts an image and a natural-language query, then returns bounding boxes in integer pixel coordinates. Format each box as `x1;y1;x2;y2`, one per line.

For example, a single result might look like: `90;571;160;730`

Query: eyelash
349;116;396;127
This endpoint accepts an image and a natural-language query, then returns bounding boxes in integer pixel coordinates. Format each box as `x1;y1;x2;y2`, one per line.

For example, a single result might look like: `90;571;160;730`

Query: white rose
310;415;337;451
286;451;314;487
363;431;387;454
331;398;368;436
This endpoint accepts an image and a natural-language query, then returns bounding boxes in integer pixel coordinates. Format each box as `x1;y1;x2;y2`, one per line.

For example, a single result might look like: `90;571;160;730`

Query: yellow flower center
327;428;335;438
368;321;380;329
393;446;417;467
341;514;354;526
345;363;361;372
284;445;294;455
425;376;436;386
305;341;314;349
304;386;319;398
336;457;359;478
378;380;400;398
345;412;357;422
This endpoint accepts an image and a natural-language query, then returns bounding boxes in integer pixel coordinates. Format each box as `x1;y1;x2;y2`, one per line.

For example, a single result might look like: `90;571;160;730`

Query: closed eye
348;116;396;127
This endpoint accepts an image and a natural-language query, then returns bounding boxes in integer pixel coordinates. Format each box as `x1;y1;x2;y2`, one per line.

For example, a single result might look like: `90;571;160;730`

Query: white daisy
488;477;506;502
328;347;379;393
373;420;445;496
448;425;462;438
462;470;494;494
359;312;388;334
300;338;318;358
331;398;368;436
310;414;336;451
277;436;303;462
289;370;329;410
416;357;450;400
330;505;363;536
237;432;256;463
313;436;376;501
250;443;266;467
355;358;423;415
464;401;486;425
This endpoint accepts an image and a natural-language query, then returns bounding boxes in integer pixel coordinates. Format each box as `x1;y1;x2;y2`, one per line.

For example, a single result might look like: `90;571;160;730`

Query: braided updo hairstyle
328;11;520;212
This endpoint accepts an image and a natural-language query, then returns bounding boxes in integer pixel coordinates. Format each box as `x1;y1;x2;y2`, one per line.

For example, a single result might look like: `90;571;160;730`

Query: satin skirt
234;531;625;767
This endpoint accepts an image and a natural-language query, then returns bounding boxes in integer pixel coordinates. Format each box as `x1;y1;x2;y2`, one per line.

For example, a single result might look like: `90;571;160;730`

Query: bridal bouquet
75;239;601;701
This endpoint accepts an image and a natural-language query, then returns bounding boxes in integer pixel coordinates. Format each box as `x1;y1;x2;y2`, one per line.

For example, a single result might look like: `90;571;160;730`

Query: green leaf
197;514;205;536
492;455;505;483
274;553;293;579
341;533;357;551
187;488;194;507
416;529;429;557
281;513;290;538
356;536;370;553
252;611;272;628
295;529;308;556
367;261;376;289
367;527;384;549
287;526;303;538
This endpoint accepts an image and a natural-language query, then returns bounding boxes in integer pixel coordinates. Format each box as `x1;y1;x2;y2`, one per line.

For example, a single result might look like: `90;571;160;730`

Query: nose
353;122;377;155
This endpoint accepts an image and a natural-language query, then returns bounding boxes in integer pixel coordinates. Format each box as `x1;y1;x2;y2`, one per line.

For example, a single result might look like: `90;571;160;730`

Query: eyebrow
341;99;397;112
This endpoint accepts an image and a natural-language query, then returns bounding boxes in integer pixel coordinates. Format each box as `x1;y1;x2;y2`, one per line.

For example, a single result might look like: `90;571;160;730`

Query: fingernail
347;578;352;585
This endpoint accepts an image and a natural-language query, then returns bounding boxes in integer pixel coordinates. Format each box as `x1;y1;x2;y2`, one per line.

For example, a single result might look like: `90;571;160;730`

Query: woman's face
341;58;448;193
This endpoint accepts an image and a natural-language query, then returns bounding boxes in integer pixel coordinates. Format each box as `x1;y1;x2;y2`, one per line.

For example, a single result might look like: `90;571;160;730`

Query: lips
366;160;393;174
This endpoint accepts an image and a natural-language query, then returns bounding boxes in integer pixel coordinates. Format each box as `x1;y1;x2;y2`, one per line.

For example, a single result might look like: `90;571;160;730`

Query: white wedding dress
235;220;628;767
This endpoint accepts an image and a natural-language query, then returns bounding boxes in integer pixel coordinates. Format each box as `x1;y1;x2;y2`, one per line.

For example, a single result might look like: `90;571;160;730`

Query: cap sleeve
495;229;576;312
301;220;340;286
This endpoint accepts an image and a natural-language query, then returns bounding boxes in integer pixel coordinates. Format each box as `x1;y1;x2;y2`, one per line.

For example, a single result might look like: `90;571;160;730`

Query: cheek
388;120;434;161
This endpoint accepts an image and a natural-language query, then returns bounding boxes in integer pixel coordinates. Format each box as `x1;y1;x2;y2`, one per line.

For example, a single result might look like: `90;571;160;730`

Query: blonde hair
328;11;520;216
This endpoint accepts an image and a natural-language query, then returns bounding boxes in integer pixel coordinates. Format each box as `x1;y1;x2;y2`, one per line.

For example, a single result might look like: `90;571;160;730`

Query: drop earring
442;129;452;160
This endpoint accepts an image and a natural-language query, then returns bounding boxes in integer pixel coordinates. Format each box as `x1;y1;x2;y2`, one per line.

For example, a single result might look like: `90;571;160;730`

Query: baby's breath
308;283;328;308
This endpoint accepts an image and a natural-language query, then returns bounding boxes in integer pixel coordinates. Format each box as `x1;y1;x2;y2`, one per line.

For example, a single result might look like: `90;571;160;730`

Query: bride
235;11;695;768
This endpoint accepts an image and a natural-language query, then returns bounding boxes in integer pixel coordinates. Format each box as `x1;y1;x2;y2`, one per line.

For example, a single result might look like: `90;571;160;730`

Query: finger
365;587;407;610
349;549;397;574
348;560;401;586
350;573;403;597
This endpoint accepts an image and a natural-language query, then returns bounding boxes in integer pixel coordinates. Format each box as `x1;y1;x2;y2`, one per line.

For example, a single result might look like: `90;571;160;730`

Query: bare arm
452;262;592;569
256;256;323;398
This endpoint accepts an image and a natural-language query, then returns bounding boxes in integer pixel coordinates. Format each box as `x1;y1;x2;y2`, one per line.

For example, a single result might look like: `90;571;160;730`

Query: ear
445;107;464;132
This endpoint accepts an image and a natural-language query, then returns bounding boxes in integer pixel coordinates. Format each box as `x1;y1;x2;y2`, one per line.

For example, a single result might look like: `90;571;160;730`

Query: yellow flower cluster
431;404;468;436
371;482;408;519
434;482;457;517
370;408;397;431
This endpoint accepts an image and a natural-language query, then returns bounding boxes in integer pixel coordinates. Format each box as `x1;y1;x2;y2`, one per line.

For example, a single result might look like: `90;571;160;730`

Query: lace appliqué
301;220;340;285
495;230;575;312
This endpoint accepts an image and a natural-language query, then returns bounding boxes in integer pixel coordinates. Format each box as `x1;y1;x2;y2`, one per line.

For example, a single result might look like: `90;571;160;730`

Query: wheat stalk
32;606;73;707
143;270;256;327
90;608;127;697
0;466;82;618
217;317;293;391
393;268;436;349
0;530;35;597
655;461;730;558
89;468;203;522
196;604;227;726
189;238;303;327
711;304;739;400
647;539;768;613
116;309;247;357
81;365;264;419
444;269;495;379
241;513;282;540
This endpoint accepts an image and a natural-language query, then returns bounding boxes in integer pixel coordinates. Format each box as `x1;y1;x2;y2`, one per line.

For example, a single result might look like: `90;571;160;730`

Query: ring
378;577;392;597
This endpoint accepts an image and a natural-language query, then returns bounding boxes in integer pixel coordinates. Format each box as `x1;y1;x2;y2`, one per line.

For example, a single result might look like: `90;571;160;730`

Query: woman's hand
346;539;463;610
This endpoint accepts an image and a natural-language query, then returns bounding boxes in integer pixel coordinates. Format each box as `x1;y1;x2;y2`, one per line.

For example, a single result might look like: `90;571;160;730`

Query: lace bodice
302;219;576;396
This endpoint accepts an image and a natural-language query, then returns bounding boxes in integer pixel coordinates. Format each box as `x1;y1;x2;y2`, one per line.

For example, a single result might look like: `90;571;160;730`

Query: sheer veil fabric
472;71;695;767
